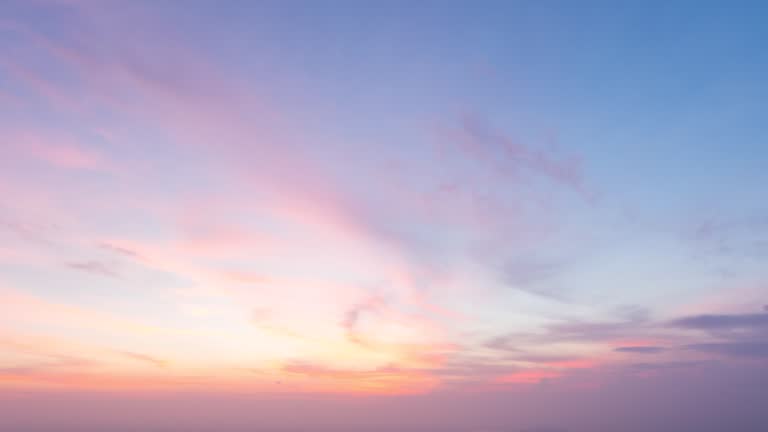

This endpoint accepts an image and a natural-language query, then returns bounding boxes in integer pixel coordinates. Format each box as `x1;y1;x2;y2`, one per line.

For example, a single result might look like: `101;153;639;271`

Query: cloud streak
66;260;119;278
614;346;665;354
116;351;167;368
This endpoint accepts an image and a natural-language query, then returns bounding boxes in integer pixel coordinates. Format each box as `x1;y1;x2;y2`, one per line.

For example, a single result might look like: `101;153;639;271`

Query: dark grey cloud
614;346;665;354
634;310;768;361
670;313;768;330
669;310;768;343
685;342;768;358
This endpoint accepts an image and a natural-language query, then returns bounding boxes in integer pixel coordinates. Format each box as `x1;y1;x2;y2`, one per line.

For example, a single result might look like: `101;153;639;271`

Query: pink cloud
1;127;111;171
26;141;106;170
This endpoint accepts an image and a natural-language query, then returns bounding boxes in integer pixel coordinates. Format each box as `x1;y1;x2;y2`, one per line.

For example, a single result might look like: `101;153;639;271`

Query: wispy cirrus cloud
66;260;119;278
0;356;95;377
98;242;140;258
116;350;167;368
436;114;588;194
22;136;109;171
340;295;387;347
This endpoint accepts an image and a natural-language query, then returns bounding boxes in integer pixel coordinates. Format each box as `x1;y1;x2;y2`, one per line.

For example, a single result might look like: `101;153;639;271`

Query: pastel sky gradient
1;1;768;431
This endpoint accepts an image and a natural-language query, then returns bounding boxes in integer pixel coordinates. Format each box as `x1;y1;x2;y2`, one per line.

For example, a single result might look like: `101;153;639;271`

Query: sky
1;1;768;431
